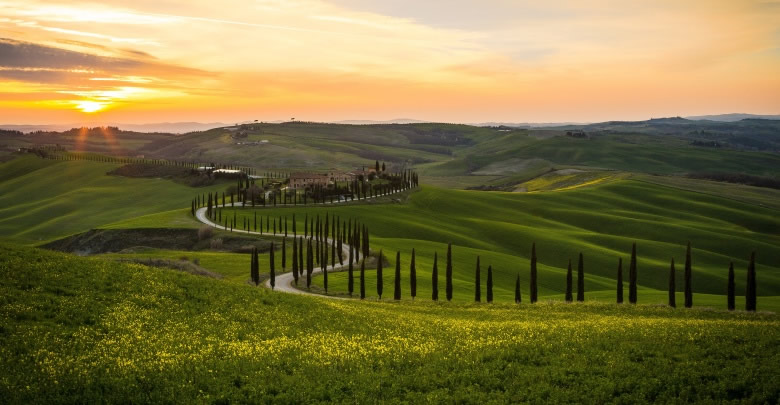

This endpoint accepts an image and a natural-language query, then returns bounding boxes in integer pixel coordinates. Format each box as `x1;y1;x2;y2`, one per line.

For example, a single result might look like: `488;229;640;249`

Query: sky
0;0;778;125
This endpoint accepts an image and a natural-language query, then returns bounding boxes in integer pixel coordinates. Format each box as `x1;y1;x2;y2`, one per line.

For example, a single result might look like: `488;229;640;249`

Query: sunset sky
1;0;778;125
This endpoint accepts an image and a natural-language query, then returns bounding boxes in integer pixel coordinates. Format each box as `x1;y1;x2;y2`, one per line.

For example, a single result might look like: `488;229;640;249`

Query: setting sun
74;100;108;113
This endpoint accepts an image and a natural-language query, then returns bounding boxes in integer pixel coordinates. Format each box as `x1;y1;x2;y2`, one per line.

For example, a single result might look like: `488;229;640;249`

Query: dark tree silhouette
475;256;481;302
616;258;623;304
360;258;366;299
446;243;453;301
684;242;693;308
394;251;401;300
746;252;756;311
282;237;287;270
306;238;313;289
348;241;354;296
515;273;521;304
432;252;439;301
486;265;493;303
377;249;384;299
577;253;584;302
292;236;299;285
269;242;275;290
410;248;417;300
629;243;637;304
668;258;676;308
530;243;538;303
565;259;573;302
323;265;328;294
727;261;735;311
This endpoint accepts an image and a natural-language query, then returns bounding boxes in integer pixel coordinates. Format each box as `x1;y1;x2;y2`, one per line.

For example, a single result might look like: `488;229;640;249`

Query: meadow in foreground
1;245;777;403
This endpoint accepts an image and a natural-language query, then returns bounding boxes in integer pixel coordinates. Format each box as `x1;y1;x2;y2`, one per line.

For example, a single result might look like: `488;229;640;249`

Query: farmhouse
327;170;356;183
289;172;329;189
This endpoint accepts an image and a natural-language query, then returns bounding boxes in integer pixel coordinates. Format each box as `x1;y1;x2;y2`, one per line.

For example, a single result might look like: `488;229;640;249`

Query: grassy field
218;181;780;308
0;156;226;243
1;244;778;403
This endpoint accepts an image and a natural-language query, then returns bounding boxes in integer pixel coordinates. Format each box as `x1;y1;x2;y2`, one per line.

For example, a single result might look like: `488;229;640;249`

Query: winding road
194;190;404;298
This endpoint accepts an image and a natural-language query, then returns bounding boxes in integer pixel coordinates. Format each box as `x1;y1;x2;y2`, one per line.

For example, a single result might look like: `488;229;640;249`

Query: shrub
198;225;213;241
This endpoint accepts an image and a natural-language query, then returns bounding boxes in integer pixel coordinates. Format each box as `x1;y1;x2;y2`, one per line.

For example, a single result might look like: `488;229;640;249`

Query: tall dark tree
668;258;676;308
269;242;276;290
727;262;735;311
746;252;756;311
530;243;538;304
616;258;623;304
565;259;573;302
299;237;304;279
375;160;380;172
377;250;384;299
684;242;693;308
629;243;637;304
577;253;585;302
474;256;481;302
292;236;299;285
360;258;366;299
486;265;493;303
306;238;313;289
282;237;287;270
446;243;453;301
323;265;328;294
348;242;354;296
432;252;439;301
394;251;402;300
515;273;521;303
410;248;417;300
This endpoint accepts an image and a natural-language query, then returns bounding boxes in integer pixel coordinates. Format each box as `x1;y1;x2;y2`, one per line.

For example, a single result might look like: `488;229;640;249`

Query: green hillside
219;182;780;303
1;244;778;403
0;156;225;243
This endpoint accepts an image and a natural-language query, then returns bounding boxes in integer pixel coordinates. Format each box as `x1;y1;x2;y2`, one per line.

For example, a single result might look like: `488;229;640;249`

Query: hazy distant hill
0;122;227;134
685;113;780;122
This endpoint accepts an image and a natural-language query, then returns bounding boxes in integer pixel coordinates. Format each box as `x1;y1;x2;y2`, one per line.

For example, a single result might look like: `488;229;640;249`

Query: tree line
255;238;760;311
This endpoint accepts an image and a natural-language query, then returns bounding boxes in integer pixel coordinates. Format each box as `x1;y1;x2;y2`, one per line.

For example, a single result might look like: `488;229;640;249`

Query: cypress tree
616;258;623;304
254;212;257;231
306;238;313;289
360;258;366;299
577;252;585;302
727;262;735;311
475;256;481;302
292;236;299;285
668;258;676;308
629;243;637;304
298;236;304;279
323;265;328;294
565;259;573;302
486;265;493;303
377;249;384;299
530;243;538;304
684;242;693;308
515;273;521;304
282;237;287;270
347;243;354;296
746;252;756;311
269;242;275;290
446;243;453;301
250;247;257;285
394;251;401;300
432;252;439;301
410;248;417;300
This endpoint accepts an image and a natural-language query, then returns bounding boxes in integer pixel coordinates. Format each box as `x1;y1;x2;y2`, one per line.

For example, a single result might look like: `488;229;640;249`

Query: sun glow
74;100;108;113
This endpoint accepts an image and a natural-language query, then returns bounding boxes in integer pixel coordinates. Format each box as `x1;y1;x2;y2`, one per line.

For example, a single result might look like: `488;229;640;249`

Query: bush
198;226;213;241
210;238;223;250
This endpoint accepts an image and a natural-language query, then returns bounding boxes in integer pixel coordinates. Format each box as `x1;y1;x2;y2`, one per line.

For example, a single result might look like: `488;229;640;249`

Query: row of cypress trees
258;238;760;311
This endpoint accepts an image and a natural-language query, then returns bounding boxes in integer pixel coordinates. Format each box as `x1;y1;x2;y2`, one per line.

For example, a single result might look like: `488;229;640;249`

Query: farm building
289;172;329;189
